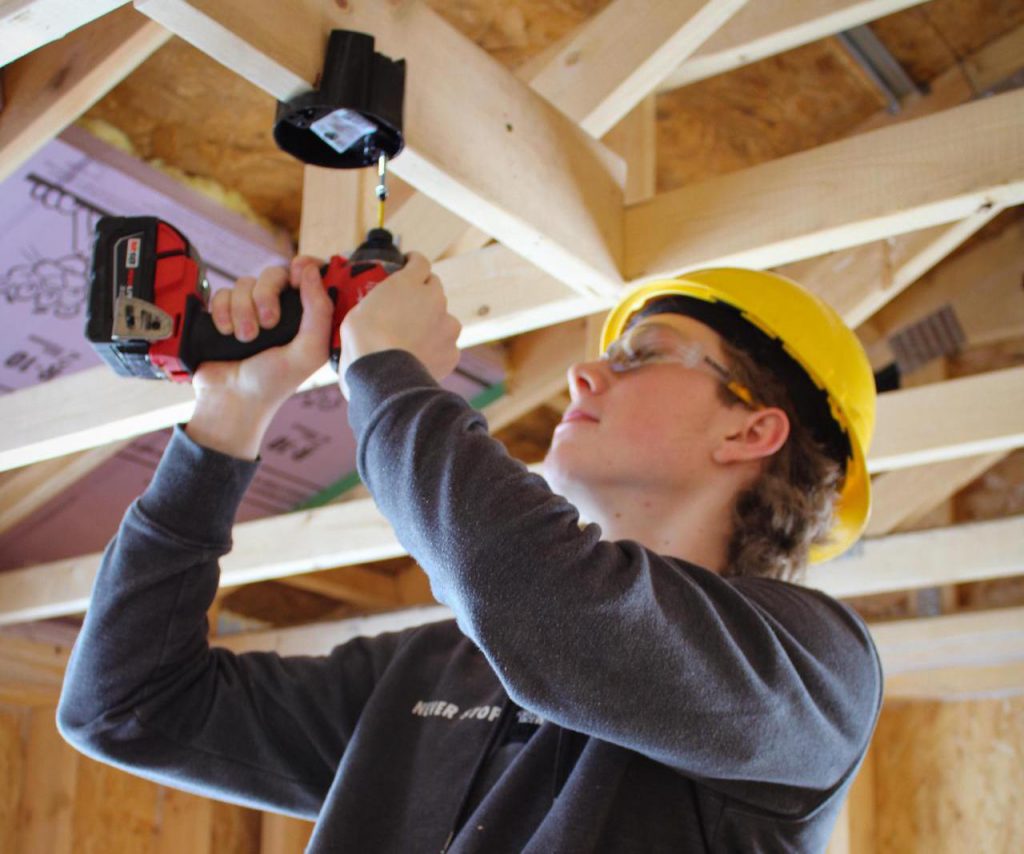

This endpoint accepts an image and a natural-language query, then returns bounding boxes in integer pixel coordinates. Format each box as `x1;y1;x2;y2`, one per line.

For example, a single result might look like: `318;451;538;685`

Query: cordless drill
85;216;405;382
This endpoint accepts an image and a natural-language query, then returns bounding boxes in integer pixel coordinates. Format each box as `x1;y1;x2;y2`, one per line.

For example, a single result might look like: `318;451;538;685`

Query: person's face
543;313;752;499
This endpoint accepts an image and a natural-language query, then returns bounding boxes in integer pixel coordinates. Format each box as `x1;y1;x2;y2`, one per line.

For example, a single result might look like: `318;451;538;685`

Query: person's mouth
558;407;599;426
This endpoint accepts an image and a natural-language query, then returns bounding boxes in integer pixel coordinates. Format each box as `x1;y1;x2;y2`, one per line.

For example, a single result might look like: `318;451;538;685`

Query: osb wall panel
874;697;1024;853
0;704;311;854
871;0;1024;84
655;38;887;191
0;706;25;854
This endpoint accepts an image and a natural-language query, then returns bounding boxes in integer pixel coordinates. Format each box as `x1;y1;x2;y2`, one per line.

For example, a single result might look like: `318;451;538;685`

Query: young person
59;253;882;852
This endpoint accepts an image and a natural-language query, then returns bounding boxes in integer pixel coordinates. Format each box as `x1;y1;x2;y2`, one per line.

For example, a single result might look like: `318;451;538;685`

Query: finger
400;251;431;286
252;266;289;328
210;289;234;336
229;276;258;342
290;255;325;286
295;263;334;344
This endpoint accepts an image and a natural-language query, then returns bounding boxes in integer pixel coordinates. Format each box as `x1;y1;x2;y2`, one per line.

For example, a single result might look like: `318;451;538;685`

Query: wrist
186;389;281;460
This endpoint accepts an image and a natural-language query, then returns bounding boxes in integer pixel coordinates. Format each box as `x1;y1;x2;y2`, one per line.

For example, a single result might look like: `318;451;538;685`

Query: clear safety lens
603;323;707;373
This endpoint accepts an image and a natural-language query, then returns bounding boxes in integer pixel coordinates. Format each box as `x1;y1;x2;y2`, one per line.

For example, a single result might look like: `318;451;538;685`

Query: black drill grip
179;288;328;375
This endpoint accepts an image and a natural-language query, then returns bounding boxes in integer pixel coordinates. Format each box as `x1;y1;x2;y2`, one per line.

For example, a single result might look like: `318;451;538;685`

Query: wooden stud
297;167;369;259
18;705;78;854
259;812;313;854
0;366;195;472
0;705;25;854
0;635;70;705
0;4;170;182
779;208;1000;330
156;789;212;854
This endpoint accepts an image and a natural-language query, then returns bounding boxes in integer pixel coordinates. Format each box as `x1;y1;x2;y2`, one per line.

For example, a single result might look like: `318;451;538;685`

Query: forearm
59;426;257;726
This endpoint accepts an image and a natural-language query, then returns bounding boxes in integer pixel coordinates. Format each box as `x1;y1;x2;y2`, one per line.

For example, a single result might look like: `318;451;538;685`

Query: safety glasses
602;321;761;409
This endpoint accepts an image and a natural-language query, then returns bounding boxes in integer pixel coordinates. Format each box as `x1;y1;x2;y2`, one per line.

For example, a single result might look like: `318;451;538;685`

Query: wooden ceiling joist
869;365;1024;472
134;0;627;300
2;485;1021;627
3;318;1022;473
0;0;129;66
625;90;1024;280
875;606;1024;700
806;516;1024;599
0;441;128;535
779;208;1003;330
865;452;1009;539
522;0;750;139
859;212;1024;367
656;0;928;92
0;4;170;183
299;0;746;271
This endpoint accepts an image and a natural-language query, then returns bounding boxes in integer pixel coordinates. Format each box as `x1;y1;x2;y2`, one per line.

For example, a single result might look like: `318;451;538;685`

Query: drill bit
375;152;389;229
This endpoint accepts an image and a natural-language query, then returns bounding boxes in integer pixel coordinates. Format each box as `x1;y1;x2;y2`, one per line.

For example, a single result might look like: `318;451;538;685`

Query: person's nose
568;359;611;401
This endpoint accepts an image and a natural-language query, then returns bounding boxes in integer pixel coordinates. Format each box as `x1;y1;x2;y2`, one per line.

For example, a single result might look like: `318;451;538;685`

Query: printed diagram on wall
0;128;505;571
0;128;288;394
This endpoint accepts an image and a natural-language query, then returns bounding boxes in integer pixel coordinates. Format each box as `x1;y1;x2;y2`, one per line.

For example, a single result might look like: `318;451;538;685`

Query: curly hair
715;338;845;583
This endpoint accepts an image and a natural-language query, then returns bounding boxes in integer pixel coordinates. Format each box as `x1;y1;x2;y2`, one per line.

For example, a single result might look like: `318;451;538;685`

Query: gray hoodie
58;350;882;852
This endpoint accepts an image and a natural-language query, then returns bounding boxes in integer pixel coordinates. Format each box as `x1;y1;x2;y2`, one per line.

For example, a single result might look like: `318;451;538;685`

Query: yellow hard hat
601;268;876;563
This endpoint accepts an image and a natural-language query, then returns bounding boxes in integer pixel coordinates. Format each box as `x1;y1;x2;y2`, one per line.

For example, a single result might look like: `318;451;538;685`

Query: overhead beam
0;0;129;66
279;564;433;611
869;365;1024;472
778;25;1024;329
524;0;749;139
134;0;626;299
874;606;1024;700
0;441;128;535
0;4;170;183
625;90;1024;280
2;478;1021;626
222;604;1024;702
779;207;1002;330
806;516;1024;596
865;452;1008;539
299;0;747;266
858;212;1024;367
657;0;928;92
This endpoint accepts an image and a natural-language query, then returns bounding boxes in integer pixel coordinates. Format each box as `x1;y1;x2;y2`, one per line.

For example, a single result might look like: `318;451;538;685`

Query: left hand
339;251;462;398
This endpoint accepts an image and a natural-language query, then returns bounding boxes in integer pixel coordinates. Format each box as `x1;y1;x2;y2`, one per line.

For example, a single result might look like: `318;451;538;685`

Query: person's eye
630;346;662;363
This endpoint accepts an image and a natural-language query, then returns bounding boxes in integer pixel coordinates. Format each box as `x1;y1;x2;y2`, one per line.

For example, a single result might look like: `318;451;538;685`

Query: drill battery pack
85;216;208;382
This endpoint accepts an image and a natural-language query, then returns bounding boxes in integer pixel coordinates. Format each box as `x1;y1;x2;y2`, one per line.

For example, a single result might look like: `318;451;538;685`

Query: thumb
296;263;333;343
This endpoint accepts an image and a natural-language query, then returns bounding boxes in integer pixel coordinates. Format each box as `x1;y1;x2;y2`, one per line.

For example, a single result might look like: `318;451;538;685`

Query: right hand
186;258;334;459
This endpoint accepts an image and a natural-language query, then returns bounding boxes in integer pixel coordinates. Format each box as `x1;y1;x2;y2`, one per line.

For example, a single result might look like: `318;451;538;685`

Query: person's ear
712;407;790;464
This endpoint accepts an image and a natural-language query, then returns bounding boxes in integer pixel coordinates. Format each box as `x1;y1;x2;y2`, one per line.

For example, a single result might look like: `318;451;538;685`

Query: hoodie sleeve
347;350;883;813
57;426;404;818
